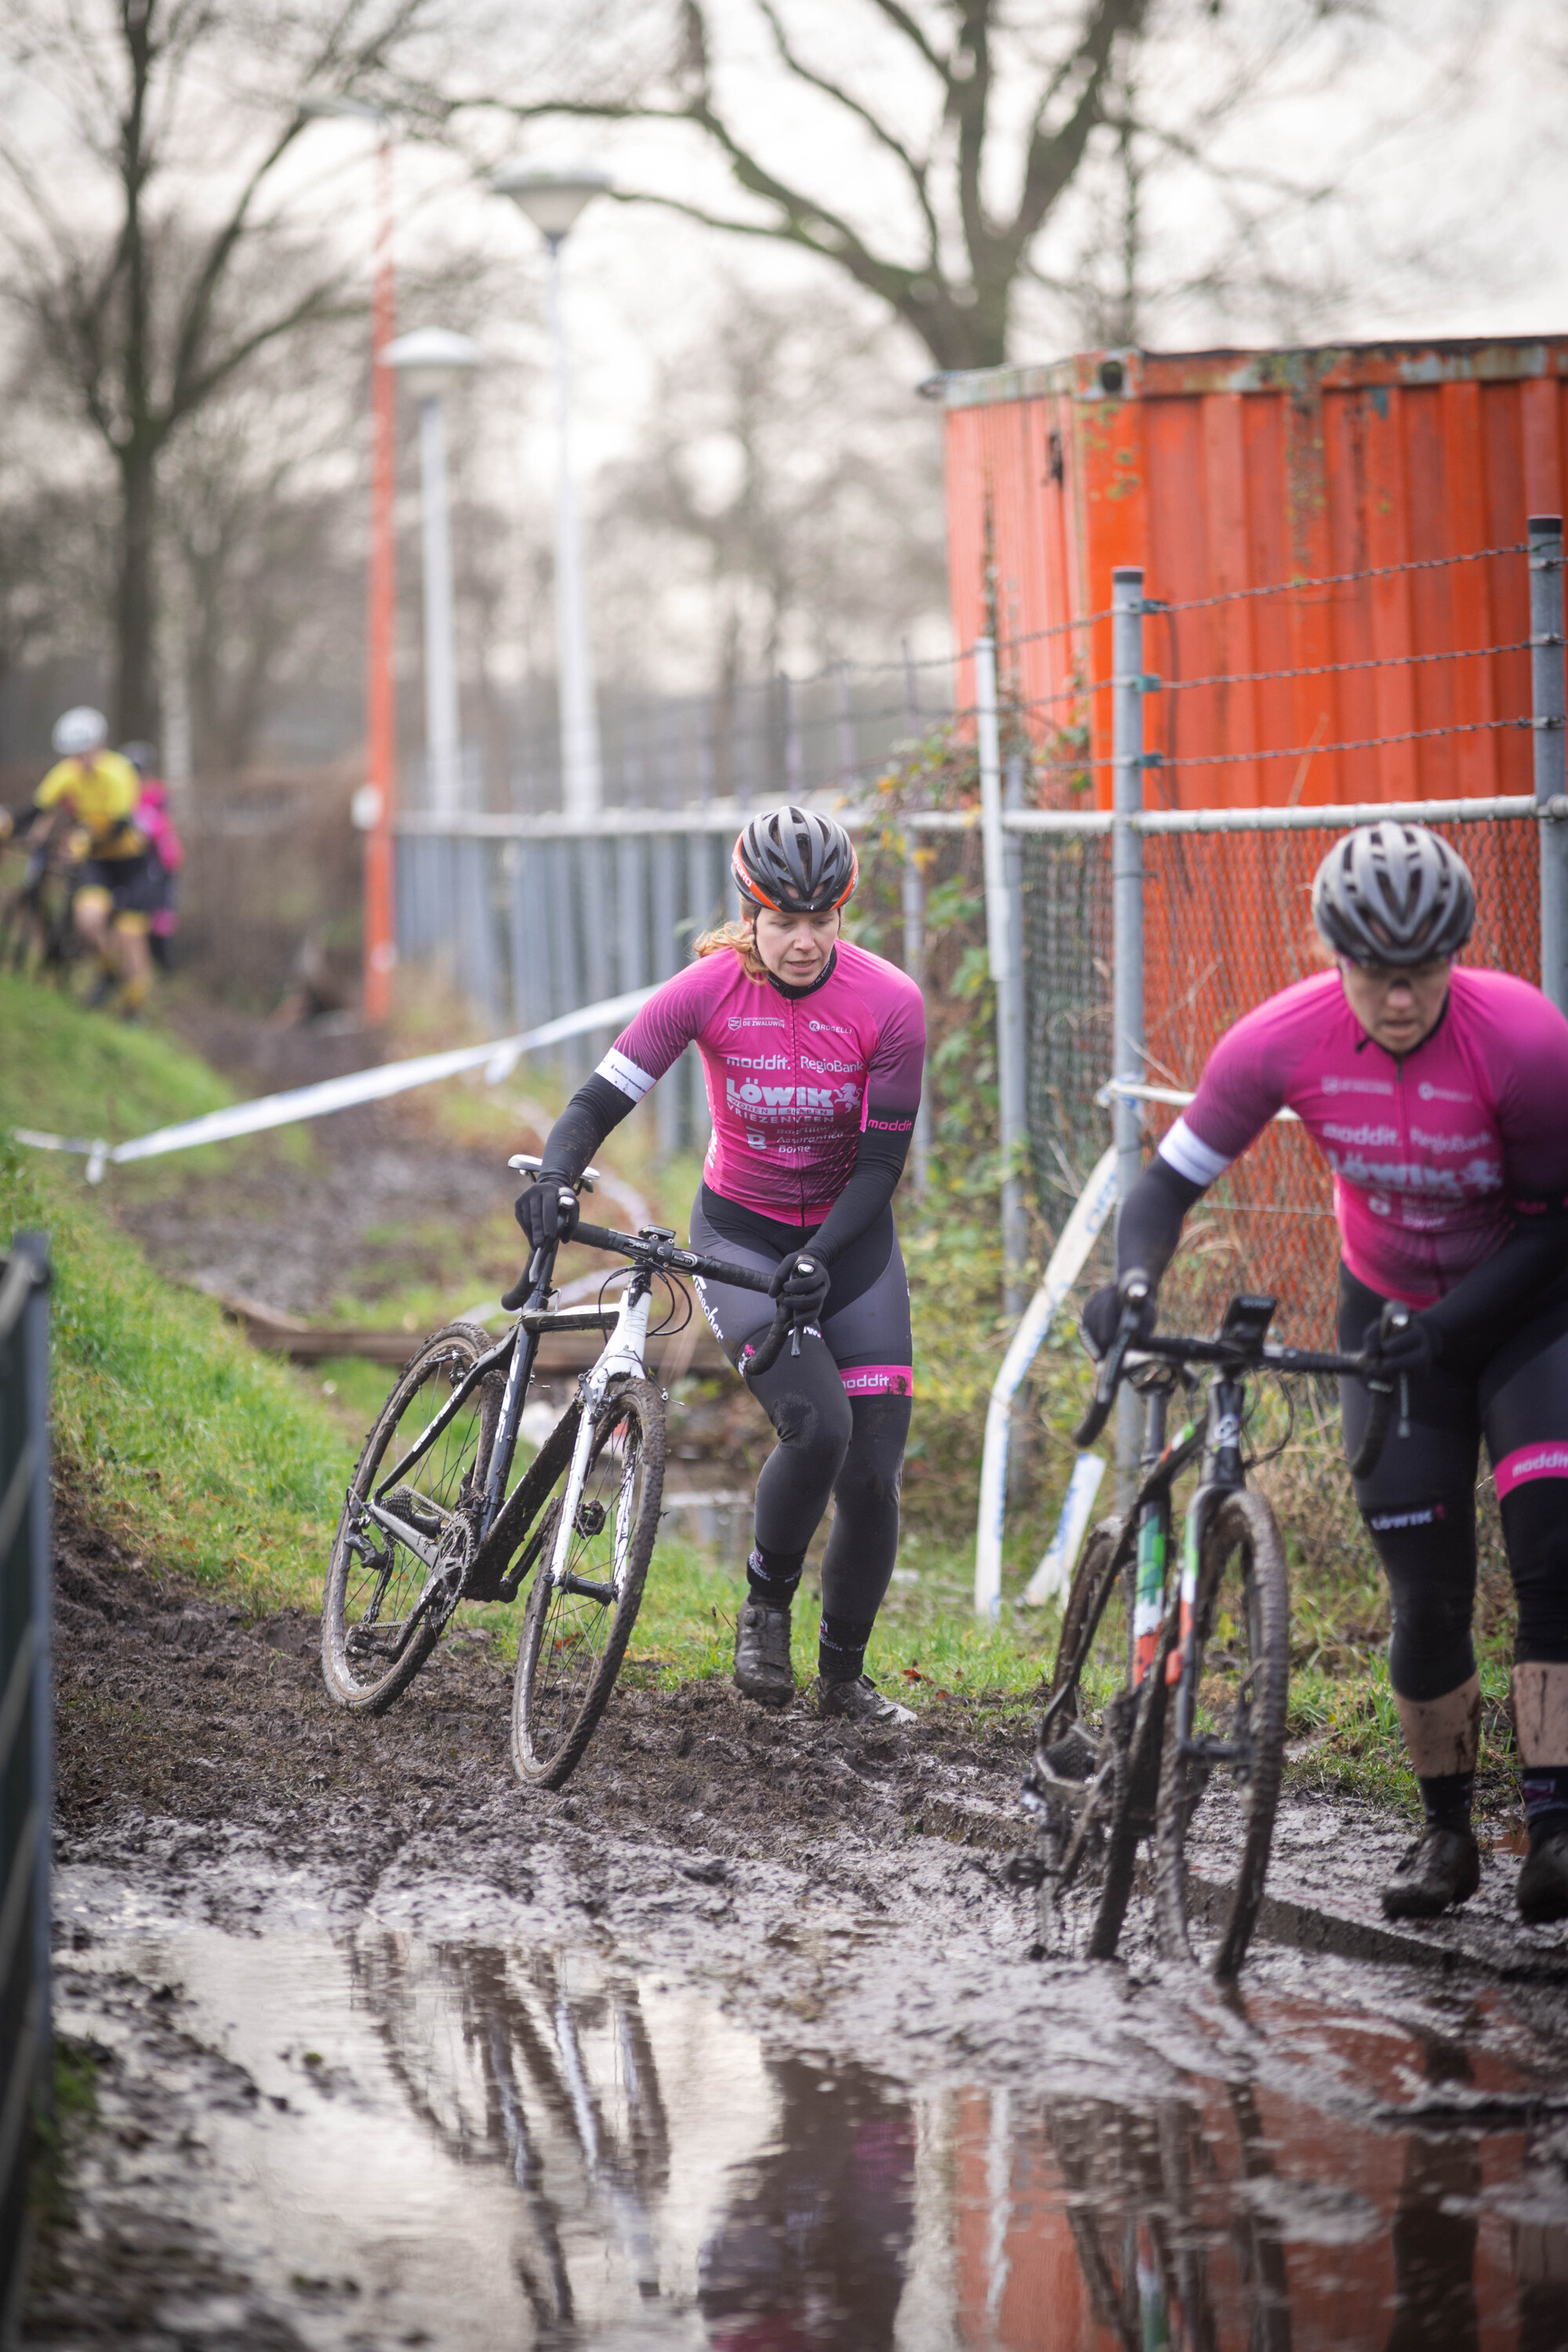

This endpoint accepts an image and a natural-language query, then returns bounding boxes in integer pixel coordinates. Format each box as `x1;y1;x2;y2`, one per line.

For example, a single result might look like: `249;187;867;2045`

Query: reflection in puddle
58;1896;1568;2350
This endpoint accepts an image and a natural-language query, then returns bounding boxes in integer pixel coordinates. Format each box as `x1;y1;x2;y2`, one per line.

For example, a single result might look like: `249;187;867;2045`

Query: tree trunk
114;439;162;742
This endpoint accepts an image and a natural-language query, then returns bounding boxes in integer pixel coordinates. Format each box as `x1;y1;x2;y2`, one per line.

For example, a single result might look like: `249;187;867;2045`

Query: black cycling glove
514;1169;580;1250
1081;1281;1156;1361
1361;1309;1433;1378
769;1252;830;1324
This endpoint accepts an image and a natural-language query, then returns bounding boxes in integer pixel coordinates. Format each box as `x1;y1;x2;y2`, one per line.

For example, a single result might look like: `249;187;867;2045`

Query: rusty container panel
942;337;1568;810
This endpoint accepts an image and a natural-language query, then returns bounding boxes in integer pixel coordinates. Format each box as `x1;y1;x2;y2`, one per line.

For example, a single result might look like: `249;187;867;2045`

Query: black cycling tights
1339;1266;1568;1702
744;1345;912;1627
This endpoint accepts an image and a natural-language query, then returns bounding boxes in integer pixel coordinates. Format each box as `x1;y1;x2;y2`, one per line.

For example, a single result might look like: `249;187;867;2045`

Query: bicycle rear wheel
511;1378;665;1790
1153;1490;1290;1978
321;1322;502;1713
1031;1518;1156;1962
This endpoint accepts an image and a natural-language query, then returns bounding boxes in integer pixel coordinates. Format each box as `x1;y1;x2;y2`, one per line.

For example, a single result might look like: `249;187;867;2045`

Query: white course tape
11;985;655;1181
1022;1450;1106;1606
973;1144;1118;1621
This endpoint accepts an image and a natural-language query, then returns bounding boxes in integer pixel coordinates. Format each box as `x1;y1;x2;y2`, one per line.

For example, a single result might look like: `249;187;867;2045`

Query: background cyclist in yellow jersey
3;707;158;1015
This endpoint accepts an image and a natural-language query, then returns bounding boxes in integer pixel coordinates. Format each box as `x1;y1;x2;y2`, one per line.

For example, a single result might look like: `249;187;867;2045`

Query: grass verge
2;984;355;1611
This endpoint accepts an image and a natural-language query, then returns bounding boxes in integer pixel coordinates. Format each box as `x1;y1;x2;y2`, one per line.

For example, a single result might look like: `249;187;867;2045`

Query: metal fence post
902;826;930;1196
977;639;1028;1316
1112;568;1147;1505
1530;515;1568;1012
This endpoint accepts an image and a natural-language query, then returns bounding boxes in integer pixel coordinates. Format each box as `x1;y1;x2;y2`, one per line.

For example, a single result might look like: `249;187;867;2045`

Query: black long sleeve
1423;1210;1568;1359
805;1116;913;1267
537;1076;634;1184
1114;1154;1208;1288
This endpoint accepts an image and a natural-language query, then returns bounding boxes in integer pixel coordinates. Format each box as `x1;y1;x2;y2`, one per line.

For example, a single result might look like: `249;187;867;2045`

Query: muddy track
33;1508;1568;2350
53;1510;1033;1879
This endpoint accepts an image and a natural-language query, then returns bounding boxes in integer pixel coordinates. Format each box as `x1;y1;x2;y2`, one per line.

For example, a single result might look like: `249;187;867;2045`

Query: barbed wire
1163;639;1534;692
1161;714;1531;770
1155;541;1530;616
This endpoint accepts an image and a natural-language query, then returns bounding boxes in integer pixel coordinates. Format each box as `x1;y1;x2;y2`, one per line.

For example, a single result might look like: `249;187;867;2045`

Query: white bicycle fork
546;1284;652;1595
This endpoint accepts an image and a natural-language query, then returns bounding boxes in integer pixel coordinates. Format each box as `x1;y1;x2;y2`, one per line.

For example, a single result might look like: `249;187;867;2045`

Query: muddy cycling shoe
1516;1830;1568;1926
732;1599;794;1708
813;1673;916;1727
1038;1720;1100;1783
1380;1826;1481;1920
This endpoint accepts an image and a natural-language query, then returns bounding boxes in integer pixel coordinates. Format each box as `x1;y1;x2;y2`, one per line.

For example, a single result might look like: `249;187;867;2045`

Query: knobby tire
321;1321;502;1714
1035;1519;1150;1963
1153;1489;1290;1979
511;1378;665;1791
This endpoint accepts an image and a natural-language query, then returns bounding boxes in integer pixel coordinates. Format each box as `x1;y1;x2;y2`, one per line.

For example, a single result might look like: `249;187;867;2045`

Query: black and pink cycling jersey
595;939;925;1226
1160;967;1568;1308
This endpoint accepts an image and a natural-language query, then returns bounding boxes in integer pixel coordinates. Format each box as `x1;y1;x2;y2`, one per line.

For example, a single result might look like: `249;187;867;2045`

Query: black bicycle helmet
732;804;858;915
1311;821;1475;966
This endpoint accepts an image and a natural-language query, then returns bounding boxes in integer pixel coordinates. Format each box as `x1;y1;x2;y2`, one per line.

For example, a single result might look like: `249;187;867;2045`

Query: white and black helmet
1311;822;1475;967
52;706;108;758
732;804;858;916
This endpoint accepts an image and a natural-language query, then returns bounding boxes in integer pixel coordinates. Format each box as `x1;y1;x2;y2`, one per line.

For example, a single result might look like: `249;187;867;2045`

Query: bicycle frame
359;1203;780;1612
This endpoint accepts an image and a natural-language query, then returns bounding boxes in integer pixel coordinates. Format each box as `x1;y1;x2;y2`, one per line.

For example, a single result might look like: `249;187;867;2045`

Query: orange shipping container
939;336;1568;810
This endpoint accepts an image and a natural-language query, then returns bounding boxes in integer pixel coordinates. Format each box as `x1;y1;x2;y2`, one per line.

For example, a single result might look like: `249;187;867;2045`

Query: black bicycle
0;822;82;982
321;1157;814;1788
1025;1272;1404;1976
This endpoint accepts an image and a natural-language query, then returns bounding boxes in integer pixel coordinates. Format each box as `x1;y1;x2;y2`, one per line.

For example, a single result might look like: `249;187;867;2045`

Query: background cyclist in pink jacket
517;807;926;1726
1084;822;1568;1928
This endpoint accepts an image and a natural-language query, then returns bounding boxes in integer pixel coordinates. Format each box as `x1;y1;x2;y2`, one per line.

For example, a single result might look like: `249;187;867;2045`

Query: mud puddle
34;1860;1568;2351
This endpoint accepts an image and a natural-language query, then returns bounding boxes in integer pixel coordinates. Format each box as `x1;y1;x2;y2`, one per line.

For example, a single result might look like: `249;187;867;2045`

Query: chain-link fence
997;523;1565;1349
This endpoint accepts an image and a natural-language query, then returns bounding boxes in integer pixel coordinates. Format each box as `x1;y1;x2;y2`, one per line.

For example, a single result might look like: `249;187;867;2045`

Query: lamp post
490;164;609;820
381;329;481;820
301;95;397;1021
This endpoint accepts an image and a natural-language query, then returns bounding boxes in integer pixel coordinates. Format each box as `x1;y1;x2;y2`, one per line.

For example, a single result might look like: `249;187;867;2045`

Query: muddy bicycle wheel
511;1379;664;1791
1153;1490;1290;1979
321;1322;502;1714
1032;1518;1157;1962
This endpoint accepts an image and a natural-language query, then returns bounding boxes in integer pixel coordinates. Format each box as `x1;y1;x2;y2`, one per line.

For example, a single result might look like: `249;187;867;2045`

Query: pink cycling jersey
596;941;925;1224
1160;967;1568;1308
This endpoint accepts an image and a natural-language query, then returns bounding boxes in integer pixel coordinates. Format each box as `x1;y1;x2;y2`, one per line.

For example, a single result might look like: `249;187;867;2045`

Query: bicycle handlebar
505;1217;806;1377
1073;1283;1411;1479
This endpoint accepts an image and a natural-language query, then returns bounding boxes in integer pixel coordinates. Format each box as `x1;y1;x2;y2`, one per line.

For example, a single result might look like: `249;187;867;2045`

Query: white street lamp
382;328;481;822
491;163;610;820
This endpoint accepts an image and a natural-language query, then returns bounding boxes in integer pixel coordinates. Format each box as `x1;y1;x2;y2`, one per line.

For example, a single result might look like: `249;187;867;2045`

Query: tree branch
751;0;940;260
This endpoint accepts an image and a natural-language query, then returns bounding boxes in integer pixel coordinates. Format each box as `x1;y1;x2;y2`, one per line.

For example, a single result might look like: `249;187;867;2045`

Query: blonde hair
694;916;768;981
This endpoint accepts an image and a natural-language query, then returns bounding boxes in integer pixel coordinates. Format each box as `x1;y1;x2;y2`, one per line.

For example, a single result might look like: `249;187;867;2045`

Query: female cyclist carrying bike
516;805;925;1726
1085;821;1568;1927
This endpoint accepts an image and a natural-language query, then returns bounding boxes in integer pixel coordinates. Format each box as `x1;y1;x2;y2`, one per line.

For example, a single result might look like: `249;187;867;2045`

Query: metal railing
0;1233;51;2342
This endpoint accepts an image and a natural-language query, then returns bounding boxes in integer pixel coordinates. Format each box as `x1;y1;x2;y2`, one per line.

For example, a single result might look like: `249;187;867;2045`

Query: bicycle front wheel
511;1379;664;1790
321;1322;501;1713
1154;1490;1290;1978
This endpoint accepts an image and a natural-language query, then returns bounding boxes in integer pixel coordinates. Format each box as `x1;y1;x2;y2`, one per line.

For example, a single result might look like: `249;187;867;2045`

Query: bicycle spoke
322;1325;502;1714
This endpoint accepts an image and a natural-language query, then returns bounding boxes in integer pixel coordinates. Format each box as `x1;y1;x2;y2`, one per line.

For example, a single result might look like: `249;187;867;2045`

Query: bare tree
459;0;1500;372
0;0;444;739
593;276;945;691
467;0;1150;372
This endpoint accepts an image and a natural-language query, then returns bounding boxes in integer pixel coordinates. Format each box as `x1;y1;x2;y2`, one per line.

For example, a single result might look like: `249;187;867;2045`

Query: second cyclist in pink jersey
1085;822;1568;1929
517;806;926;1726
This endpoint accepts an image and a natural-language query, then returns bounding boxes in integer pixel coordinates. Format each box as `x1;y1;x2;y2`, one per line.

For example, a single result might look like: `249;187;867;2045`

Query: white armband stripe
1159;1115;1232;1188
597;1047;658;1103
